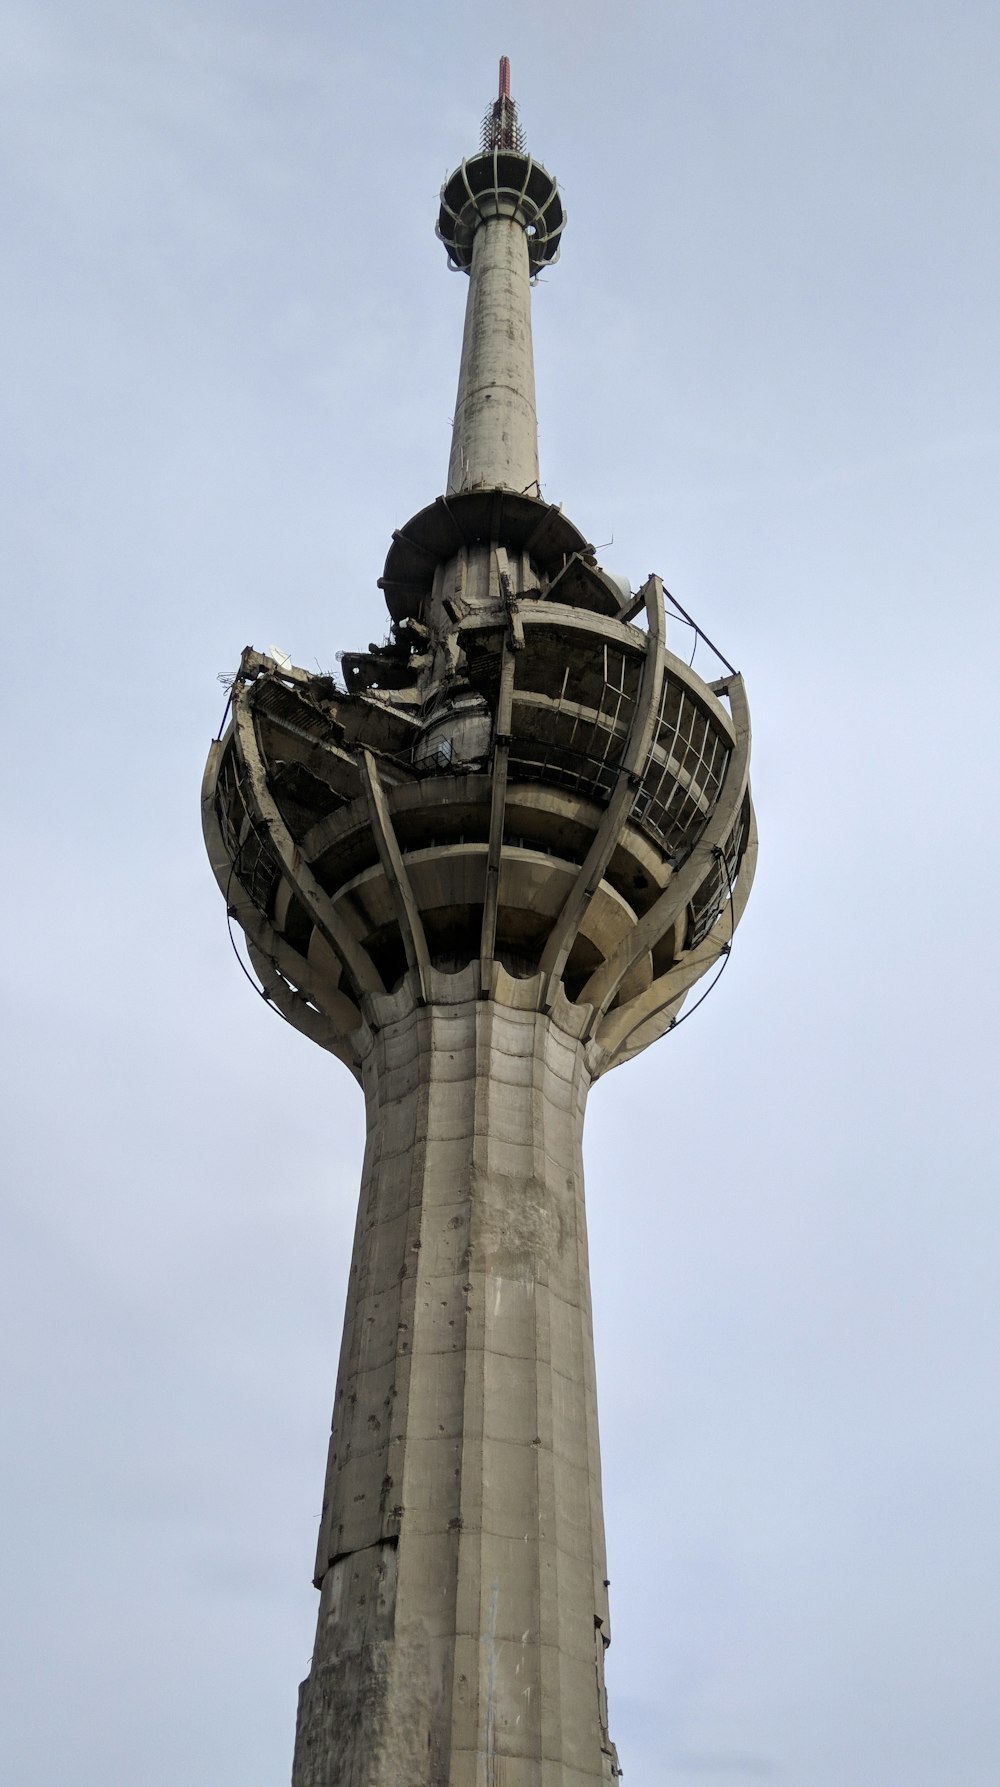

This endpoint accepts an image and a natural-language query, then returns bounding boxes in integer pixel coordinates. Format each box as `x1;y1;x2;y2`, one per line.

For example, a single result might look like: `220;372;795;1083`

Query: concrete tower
203;59;756;1787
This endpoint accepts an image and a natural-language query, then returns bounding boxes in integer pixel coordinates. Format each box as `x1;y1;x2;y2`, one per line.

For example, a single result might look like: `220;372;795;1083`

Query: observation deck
203;559;754;1080
202;58;753;1080
437;150;564;274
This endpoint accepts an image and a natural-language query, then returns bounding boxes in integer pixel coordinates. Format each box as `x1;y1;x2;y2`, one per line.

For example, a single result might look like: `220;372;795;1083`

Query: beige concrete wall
447;217;540;497
292;973;618;1785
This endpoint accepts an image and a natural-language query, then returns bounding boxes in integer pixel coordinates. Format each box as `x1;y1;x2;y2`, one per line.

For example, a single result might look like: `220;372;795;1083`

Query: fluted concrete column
447;217;540;497
292;972;616;1786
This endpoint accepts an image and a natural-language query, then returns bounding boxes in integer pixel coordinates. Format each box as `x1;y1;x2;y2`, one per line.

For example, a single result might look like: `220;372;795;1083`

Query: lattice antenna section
481;54;526;152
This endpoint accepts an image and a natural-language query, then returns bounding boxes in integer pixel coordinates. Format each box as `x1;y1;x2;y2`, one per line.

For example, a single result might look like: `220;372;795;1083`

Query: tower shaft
292;973;616;1785
448;216;539;495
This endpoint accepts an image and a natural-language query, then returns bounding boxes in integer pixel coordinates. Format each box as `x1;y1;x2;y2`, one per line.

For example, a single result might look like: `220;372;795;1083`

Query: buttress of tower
202;62;756;1085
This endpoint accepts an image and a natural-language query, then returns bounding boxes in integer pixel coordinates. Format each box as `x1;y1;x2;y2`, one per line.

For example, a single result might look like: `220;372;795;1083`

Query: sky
2;2;999;1783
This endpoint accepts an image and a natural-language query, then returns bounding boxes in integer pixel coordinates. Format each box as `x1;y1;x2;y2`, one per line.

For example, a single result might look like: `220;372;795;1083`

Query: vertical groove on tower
292;977;616;1783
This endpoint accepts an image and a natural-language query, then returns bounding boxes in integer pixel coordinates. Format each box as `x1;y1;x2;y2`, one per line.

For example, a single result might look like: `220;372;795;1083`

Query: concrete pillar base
292;969;619;1785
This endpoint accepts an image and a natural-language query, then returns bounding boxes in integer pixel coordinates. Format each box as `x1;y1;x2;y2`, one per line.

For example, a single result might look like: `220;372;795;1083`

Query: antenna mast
481;53;525;152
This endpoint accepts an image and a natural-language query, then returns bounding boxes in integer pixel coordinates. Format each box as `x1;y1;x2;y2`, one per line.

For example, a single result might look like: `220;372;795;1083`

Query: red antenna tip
482;57;522;153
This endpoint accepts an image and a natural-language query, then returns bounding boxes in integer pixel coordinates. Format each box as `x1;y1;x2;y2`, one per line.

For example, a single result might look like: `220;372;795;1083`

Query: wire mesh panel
237;824;282;916
215;742;281;917
687;789;752;948
632;676;731;858
508;640;639;805
215;745;243;859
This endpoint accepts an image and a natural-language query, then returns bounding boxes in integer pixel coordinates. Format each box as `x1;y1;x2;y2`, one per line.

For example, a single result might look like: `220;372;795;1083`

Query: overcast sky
3;3;999;1784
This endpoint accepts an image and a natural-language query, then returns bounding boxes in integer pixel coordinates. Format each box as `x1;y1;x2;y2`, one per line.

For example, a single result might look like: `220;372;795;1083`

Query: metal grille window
632;678;730;857
508;642;639;805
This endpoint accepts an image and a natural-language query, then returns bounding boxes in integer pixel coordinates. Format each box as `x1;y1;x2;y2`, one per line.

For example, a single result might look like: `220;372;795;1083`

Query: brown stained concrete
292;966;618;1786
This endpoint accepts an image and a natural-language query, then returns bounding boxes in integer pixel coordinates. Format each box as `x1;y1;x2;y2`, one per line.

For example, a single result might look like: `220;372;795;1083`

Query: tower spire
438;63;564;495
482;53;524;152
